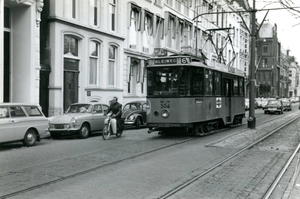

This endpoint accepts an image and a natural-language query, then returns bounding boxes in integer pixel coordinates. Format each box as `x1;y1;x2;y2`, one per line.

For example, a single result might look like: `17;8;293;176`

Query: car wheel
23;129;37;147
78;123;90;139
135;117;141;129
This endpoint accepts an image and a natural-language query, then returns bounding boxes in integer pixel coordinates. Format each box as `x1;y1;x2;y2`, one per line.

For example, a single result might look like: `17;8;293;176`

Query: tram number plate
161;103;170;108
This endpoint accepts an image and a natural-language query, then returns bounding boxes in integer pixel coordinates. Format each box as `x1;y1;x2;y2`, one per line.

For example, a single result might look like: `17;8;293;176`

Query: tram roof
147;55;244;77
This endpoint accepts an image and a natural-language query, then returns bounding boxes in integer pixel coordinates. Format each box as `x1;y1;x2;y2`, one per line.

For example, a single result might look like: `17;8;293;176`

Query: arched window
64;35;78;56
89;41;100;85
108;45;117;86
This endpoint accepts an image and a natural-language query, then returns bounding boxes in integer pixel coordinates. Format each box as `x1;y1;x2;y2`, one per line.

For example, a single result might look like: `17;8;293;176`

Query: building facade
0;0;43;104
256;22;281;98
41;0;125;116
6;0;284;117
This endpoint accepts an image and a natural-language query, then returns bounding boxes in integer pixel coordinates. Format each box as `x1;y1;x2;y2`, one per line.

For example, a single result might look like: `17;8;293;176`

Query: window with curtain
108;45;116;86
89;41;99;85
64;35;78;56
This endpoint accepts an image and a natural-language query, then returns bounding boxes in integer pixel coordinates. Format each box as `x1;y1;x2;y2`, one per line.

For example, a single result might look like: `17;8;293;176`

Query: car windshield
66;104;92;113
268;100;280;105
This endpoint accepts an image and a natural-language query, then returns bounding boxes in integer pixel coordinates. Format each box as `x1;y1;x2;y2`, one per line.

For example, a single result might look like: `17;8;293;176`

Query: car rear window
23;106;43;116
0;107;9;119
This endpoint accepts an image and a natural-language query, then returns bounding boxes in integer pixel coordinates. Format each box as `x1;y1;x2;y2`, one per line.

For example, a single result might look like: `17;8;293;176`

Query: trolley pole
248;0;256;129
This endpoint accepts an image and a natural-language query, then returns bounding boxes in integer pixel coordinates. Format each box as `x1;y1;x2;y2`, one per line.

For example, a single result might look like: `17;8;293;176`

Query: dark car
264;99;283;114
281;98;292;111
121;101;148;128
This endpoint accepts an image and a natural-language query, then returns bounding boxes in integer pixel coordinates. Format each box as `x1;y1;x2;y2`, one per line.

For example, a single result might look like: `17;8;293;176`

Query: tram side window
204;69;213;96
214;71;221;96
222;78;229;96
239;77;244;96
179;67;190;96
147;70;154;95
233;78;239;96
191;68;204;95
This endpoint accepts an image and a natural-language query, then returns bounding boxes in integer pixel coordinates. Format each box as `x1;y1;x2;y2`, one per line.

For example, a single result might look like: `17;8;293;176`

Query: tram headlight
161;109;170;118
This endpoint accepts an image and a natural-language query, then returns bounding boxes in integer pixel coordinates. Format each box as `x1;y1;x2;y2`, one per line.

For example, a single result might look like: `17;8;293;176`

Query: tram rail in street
158;114;300;199
1;109;299;199
0;137;196;199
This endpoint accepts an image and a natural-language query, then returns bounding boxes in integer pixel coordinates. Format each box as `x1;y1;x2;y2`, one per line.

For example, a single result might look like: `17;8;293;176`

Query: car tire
135;117;141;129
23;129;37;147
78;123;90;139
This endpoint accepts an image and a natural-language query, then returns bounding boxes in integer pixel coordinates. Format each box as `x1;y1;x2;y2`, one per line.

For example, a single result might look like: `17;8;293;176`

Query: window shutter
164;11;169;36
141;9;145;32
127;3;131;28
127;57;131;82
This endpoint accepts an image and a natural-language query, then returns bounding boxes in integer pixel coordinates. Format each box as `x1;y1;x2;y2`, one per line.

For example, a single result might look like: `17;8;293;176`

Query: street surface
0;103;300;199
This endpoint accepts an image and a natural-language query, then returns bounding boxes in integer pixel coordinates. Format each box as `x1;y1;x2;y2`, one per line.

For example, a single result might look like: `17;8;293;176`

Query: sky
249;0;300;62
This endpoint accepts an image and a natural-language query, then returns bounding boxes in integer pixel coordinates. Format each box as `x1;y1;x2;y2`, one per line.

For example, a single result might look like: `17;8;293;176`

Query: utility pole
248;0;257;129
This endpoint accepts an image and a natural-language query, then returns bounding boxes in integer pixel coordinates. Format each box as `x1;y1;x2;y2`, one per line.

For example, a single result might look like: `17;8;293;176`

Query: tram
146;54;245;135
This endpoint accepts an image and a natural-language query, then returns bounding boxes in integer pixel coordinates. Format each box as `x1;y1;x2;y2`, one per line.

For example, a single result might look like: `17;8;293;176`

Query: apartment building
0;0;43;104
1;0;250;116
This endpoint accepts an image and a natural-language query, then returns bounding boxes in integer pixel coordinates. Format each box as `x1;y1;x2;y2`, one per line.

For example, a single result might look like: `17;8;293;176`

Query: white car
48;103;109;139
0;103;49;146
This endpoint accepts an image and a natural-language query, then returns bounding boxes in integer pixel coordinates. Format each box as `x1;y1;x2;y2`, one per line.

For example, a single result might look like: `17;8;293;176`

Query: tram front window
147;67;184;96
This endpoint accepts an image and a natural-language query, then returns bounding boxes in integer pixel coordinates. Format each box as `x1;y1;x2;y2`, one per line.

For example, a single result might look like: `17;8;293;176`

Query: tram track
1;111;298;199
158;113;300;199
0;137;196;199
262;141;300;199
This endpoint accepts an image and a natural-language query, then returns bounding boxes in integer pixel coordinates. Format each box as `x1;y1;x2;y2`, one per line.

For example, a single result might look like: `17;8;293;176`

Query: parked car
121;101;148;128
245;98;249;111
255;98;263;108
290;96;299;103
281;98;292;111
245;98;257;110
261;98;269;110
48;103;109;139
0;103;49;146
264;99;283;114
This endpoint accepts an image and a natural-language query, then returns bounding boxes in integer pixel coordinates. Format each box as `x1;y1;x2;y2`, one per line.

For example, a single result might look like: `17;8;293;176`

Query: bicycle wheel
102;124;111;140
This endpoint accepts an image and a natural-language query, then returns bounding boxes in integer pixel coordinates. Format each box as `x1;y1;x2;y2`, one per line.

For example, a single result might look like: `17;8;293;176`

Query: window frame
89;40;101;86
108;45;118;87
89;0;101;27
109;0;117;32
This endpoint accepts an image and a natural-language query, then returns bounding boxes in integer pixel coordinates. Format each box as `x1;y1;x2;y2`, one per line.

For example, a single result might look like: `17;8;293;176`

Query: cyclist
105;96;123;133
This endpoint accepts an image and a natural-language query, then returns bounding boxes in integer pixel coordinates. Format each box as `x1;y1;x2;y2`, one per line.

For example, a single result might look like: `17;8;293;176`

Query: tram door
224;78;233;123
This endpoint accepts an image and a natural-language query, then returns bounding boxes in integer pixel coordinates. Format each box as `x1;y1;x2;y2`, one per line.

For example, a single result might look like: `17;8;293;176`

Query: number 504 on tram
146;55;245;135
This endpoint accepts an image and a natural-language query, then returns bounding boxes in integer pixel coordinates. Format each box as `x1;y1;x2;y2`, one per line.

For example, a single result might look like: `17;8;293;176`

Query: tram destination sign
152;57;190;65
154;58;177;65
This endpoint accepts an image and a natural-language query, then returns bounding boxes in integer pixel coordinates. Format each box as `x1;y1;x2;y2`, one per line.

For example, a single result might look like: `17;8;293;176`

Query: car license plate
55;124;64;129
270;108;276;110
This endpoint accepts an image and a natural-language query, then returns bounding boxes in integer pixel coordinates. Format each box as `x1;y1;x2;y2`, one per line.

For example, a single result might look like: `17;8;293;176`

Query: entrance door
64;71;79;111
